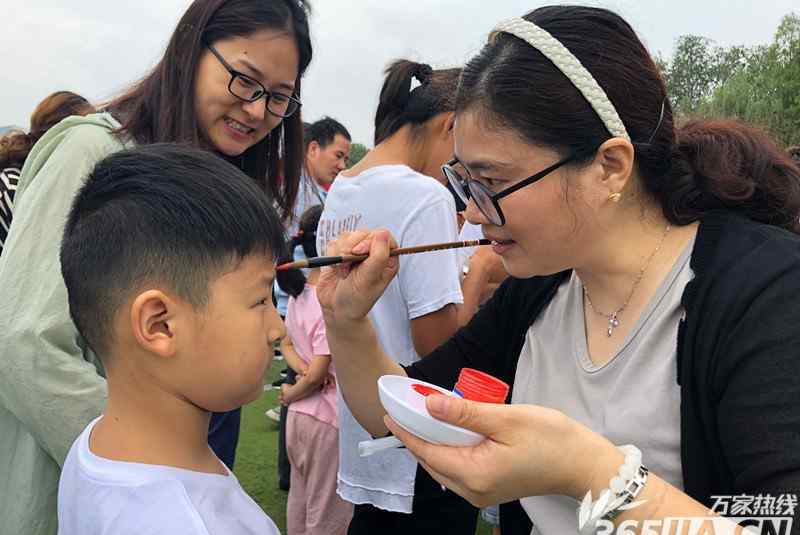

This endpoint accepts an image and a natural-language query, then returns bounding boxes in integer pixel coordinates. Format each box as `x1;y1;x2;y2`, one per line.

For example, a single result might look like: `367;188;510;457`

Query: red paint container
452;368;509;404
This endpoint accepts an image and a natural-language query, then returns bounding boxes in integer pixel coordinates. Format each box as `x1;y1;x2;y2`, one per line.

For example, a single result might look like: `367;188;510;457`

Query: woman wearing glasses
316;60;481;534
0;2;310;533
317;6;800;535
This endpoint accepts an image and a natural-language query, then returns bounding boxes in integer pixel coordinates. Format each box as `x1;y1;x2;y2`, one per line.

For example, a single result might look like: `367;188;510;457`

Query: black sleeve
404;277;518;390
711;240;800;513
405;274;564;395
405;275;555;535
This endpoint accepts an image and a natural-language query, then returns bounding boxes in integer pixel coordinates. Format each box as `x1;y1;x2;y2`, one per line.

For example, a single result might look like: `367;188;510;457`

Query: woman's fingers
354;230;399;288
384;415;497;507
324;230;370;257
317;228;401;323
383;414;482;480
424;395;514;441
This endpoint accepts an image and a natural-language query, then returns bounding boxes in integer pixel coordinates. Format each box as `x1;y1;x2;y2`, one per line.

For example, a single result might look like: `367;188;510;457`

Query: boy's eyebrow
248;273;274;293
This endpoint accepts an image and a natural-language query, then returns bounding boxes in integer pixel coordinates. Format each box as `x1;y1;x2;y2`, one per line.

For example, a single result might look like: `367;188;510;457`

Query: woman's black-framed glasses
206;44;301;119
442;155;576;226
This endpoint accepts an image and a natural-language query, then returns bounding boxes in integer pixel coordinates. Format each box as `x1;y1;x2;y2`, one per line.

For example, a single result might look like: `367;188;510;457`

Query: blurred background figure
317;58;478;535
270;116;351;492
788;145;800;164
0;91;93;256
276;204;353;535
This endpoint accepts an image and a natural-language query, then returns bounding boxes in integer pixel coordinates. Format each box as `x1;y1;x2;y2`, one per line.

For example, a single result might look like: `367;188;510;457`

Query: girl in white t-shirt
276;205;353;535
317;60;476;535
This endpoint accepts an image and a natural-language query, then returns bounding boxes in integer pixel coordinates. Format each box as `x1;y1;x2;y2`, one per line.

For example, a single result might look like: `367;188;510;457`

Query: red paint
454;368;509;404
412;384;440;397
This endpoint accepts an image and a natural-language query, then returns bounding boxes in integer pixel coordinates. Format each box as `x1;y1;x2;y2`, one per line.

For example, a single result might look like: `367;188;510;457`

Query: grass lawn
234;358;494;534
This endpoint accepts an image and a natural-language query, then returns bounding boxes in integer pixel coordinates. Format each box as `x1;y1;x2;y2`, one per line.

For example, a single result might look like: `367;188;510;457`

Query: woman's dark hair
374;59;461;146
0;91;94;169
457;6;800;233
108;0;313;219
276;203;323;297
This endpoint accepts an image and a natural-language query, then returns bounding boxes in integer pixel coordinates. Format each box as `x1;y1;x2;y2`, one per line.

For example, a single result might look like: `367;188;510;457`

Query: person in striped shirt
0;91;93;255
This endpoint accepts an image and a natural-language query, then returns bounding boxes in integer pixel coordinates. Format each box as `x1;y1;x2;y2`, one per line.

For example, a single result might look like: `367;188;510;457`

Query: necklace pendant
607;314;620;337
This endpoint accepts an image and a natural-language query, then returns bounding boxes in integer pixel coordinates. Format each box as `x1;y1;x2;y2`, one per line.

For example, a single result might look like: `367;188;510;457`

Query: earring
608;192;622;203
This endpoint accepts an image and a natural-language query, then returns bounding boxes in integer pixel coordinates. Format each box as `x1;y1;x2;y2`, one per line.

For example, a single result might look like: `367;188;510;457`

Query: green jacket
0;113;130;535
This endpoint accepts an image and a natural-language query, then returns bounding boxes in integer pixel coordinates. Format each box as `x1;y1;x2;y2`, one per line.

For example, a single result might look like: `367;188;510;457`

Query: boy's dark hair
305;117;351;150
61;143;286;356
275;204;323;298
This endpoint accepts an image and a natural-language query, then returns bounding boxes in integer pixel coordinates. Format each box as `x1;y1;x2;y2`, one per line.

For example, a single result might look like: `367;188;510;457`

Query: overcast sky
2;1;797;145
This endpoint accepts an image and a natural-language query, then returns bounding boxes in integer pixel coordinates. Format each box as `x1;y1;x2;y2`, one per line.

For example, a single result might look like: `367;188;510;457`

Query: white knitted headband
491;17;631;141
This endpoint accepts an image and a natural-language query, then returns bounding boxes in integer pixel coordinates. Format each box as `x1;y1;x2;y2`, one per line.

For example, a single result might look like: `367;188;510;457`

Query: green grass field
233;358;494;534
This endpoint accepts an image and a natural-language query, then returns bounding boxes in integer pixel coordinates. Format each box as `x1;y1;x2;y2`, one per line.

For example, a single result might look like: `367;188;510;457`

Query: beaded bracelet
577;445;650;533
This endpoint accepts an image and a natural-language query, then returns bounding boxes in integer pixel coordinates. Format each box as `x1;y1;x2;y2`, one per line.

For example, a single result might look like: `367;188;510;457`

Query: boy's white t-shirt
317;164;463;513
58;417;280;535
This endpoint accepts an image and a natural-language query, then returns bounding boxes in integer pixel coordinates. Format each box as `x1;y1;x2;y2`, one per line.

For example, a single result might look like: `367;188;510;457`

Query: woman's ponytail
374;59;459;145
658;119;800;233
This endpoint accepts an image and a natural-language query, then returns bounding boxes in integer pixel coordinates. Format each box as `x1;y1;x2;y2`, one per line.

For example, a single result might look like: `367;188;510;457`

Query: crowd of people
0;1;799;535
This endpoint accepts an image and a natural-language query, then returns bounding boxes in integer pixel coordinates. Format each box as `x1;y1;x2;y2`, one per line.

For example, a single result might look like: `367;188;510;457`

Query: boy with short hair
57;143;286;534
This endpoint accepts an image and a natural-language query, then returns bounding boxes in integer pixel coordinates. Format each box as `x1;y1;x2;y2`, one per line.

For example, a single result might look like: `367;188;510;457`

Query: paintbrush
276;238;491;271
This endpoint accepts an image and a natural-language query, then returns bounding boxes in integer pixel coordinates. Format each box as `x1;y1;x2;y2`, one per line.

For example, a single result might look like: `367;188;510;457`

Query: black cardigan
406;211;800;534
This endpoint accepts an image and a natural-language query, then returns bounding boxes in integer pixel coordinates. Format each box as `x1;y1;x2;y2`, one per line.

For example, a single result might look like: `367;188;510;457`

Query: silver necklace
583;224;671;337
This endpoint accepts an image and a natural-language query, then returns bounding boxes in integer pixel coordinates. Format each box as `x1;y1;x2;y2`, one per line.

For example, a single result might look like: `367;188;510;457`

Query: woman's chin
210;131;260;158
213;141;247;158
504;256;560;279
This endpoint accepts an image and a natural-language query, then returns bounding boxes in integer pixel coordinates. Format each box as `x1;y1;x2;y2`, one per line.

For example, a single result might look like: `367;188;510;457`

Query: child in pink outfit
277;205;352;535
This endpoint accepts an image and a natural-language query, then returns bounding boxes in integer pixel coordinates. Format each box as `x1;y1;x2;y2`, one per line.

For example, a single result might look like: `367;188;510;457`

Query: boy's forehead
218;253;276;286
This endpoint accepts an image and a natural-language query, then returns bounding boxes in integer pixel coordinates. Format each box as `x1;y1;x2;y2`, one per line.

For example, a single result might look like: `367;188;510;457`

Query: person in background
270;115;350;490
317;6;800;535
276;204;353;535
288;117;351;240
789;144;800;164
58;144;287;535
317;59;477;535
0;91;93;256
0;1;311;533
303;116;352;192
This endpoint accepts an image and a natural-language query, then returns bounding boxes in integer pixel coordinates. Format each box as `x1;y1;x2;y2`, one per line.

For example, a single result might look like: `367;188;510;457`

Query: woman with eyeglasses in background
0;2;310;534
317;6;800;535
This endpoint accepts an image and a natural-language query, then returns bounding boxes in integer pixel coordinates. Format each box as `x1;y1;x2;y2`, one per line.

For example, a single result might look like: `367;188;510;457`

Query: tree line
657;12;799;146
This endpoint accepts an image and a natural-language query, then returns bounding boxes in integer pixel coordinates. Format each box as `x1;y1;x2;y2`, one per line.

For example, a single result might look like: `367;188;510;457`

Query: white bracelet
577;445;649;533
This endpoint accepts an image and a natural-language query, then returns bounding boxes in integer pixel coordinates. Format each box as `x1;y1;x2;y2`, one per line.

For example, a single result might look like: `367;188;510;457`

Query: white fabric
456;221;484;273
491;17;631;141
317;164;463;513
275;170;327;316
58;417;280;535
512;239;694;534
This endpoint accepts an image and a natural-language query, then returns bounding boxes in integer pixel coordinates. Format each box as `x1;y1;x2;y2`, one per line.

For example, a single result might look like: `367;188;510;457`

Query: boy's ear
129;290;180;358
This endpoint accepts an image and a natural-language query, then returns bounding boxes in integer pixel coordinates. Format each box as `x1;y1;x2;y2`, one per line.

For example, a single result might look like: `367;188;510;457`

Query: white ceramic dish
378;375;484;446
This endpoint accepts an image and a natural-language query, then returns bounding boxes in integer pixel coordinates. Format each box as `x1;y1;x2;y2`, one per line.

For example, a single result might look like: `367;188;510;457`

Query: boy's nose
265;307;286;344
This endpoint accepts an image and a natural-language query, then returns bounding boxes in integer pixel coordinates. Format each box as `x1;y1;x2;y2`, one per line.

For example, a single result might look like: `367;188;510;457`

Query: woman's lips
490;239;515;255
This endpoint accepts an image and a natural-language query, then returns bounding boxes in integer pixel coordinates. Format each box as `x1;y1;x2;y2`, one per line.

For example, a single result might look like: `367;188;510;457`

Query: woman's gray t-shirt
512;239;695;534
